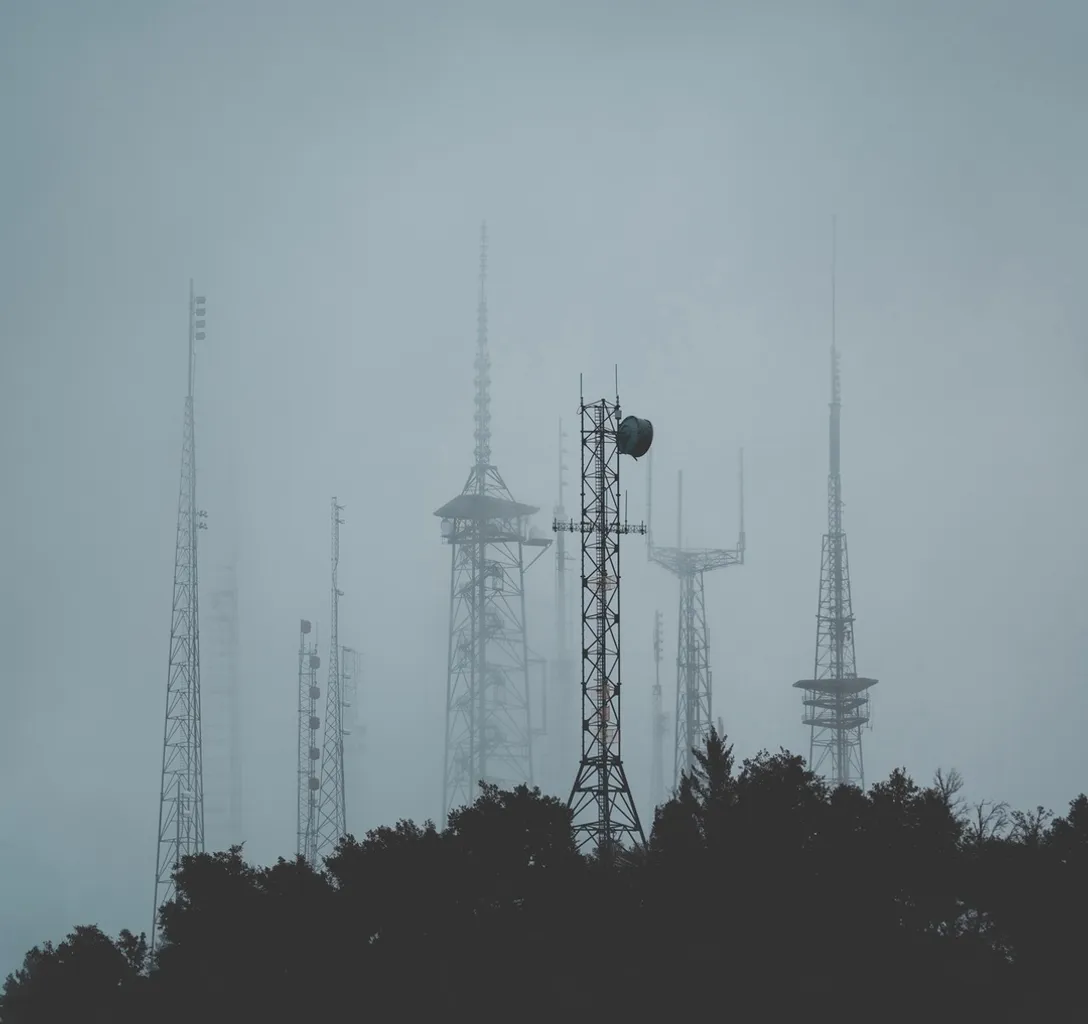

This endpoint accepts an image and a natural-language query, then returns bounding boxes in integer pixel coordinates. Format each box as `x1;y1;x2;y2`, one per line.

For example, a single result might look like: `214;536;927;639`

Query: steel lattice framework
553;388;648;855
297;619;321;861
793;334;877;787
313;499;347;862
647;452;745;789
436;225;550;820
152;282;207;952
650;609;667;810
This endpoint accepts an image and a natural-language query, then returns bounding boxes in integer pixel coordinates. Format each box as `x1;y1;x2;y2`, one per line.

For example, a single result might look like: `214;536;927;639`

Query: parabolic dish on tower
617;415;653;459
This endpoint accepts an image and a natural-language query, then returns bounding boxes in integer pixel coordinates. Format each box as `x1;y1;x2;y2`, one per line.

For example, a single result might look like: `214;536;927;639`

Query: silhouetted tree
0;925;147;1024
6;748;1087;1023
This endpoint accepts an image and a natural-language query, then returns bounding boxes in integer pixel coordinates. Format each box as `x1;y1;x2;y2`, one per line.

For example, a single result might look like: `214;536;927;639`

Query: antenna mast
152;282;207;952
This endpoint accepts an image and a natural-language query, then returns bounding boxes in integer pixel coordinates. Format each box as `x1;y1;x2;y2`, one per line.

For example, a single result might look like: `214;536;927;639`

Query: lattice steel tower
650;609;666;809
152;282;207;951
297;619;321;861
553;379;653;854
793;234;877;787
647;450;745;788
312;499;347;862
436;224;551;820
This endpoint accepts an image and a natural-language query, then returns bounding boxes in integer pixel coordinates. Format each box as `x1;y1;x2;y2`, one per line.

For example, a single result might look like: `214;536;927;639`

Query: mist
2;0;1086;976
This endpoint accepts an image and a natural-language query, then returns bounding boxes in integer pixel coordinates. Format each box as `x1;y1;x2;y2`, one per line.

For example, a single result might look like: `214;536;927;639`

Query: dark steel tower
436;225;551;821
297;619;321;861
313;499;347;861
553;379;652;854
647;451;745;788
650;609;667;809
152;282;207;951
793;228;877;788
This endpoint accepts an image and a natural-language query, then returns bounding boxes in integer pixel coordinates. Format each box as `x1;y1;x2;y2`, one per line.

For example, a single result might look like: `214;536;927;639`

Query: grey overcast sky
1;0;1086;972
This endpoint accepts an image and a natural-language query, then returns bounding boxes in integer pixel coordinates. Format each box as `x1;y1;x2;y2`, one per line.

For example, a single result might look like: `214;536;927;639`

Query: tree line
3;732;1086;1022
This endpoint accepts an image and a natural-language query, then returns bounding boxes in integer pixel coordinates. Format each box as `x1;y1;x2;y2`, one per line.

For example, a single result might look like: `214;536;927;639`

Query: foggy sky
2;0;1086;976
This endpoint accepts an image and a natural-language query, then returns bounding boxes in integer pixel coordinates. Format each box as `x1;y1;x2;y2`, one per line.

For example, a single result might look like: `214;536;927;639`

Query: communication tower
152;282;208;951
793;227;877;787
435;224;551;821
650;609;666;809
548;419;578;796
647;450;745;788
313;499;347;861
553;376;652;855
297;619;321;861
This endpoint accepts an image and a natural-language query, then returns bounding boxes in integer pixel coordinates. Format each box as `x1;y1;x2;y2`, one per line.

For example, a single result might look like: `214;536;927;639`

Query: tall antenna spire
831;215;837;353
474;222;491;473
647;448;745;787
793;220;877;788
153;282;207;952
830;215;841;481
437;227;551;821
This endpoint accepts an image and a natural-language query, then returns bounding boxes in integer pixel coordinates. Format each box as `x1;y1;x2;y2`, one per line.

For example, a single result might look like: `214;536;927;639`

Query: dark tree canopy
4;739;1087;1023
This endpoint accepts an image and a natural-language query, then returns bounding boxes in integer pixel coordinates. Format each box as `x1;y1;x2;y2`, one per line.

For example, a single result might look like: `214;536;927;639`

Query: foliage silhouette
3;738;1086;1022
